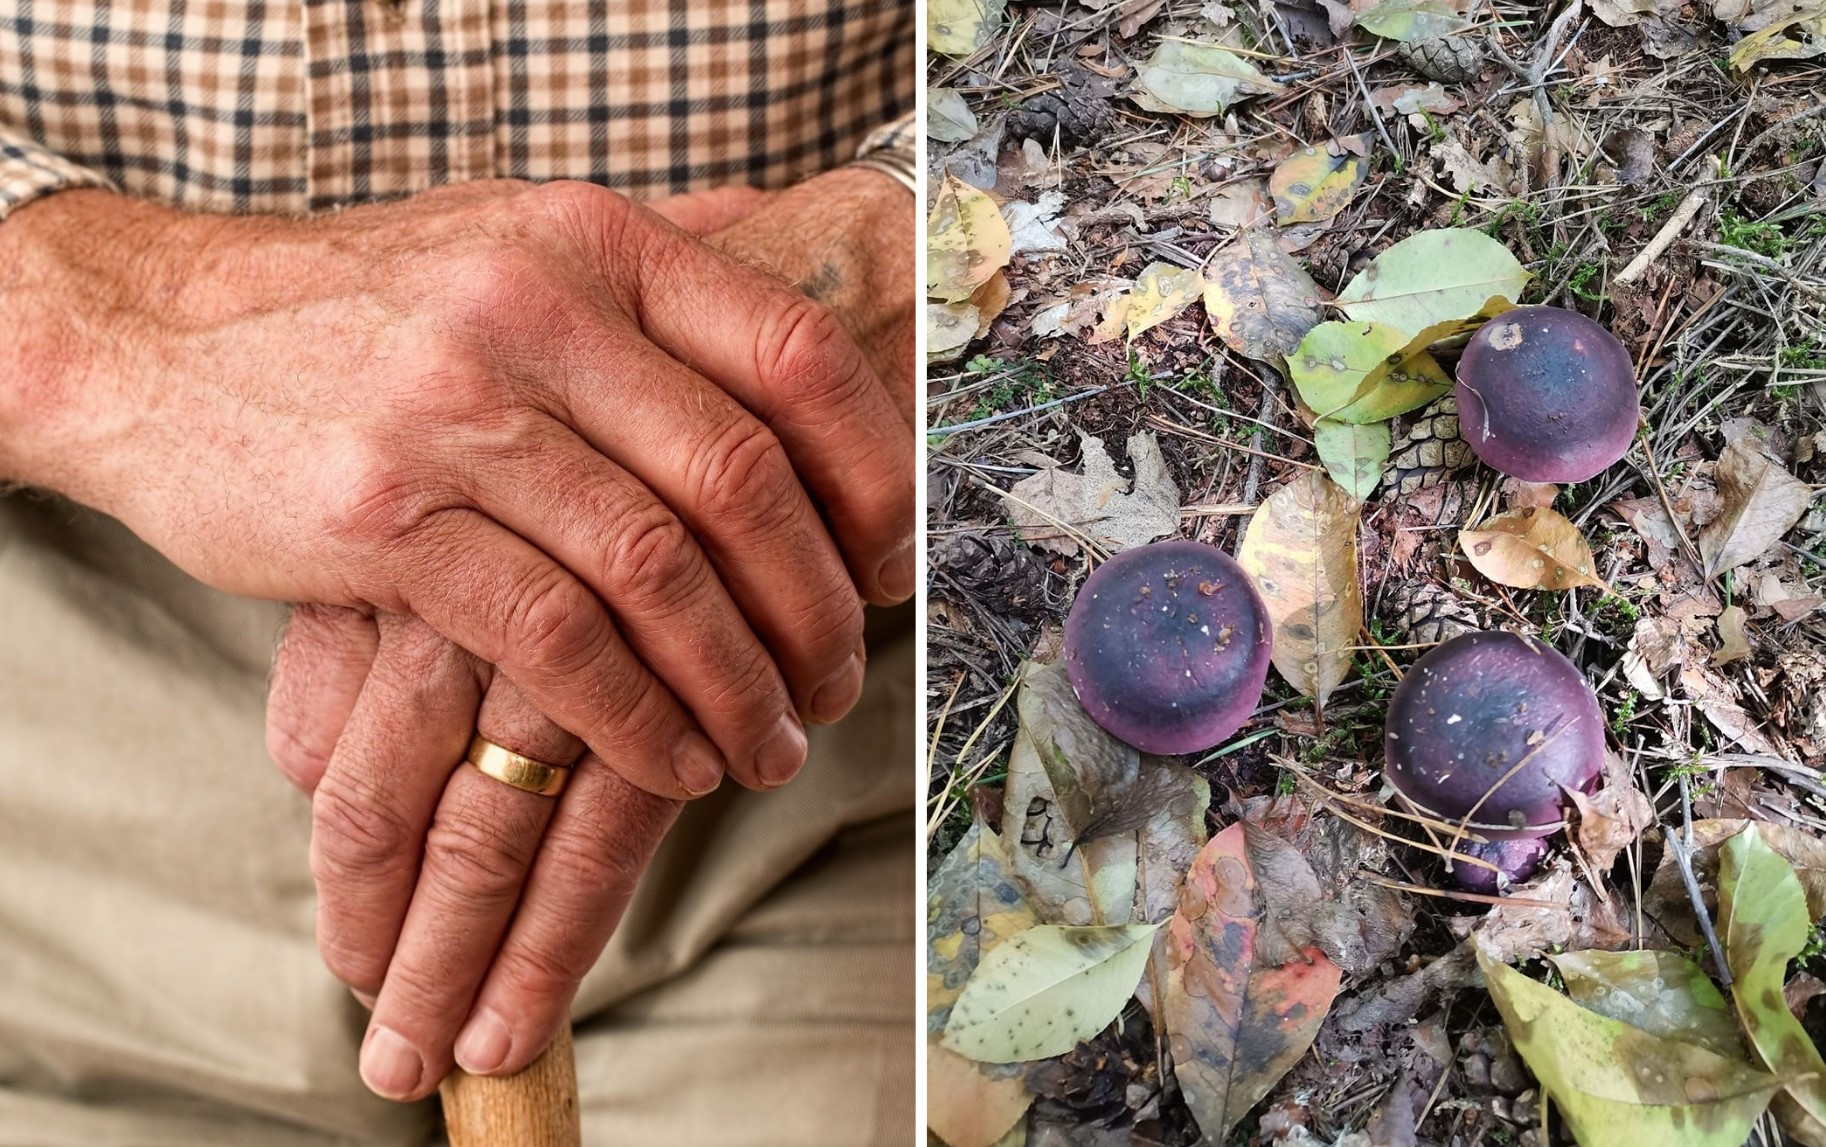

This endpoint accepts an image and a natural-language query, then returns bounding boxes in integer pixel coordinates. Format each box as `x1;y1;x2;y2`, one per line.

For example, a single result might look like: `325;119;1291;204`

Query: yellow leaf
1460;506;1607;591
1200;229;1326;362
928;174;1012;303
930;0;1006;58
1126;262;1205;340
1237;470;1362;707
1269;147;1369;225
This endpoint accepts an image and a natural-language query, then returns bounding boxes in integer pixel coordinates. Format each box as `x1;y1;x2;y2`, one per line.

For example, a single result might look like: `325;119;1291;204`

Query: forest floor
925;1;1826;1144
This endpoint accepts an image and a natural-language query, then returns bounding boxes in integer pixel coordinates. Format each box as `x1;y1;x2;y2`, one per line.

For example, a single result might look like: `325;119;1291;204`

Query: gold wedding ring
465;735;570;798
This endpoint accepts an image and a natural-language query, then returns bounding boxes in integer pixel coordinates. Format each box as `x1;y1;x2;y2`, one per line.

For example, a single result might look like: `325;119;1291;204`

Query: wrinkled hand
0;178;916;803
263;172;913;1100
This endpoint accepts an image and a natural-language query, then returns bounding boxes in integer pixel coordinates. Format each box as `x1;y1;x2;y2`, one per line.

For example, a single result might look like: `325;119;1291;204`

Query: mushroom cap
1063;540;1272;754
1455;306;1639;483
1450;836;1553;893
1383;630;1604;840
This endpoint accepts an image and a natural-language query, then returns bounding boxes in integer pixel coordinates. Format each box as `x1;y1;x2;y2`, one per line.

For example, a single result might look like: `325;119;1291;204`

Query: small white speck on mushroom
1446;714;1462;725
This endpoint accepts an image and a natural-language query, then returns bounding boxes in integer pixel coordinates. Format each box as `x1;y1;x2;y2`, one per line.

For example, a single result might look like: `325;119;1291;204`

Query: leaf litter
927;0;1826;1140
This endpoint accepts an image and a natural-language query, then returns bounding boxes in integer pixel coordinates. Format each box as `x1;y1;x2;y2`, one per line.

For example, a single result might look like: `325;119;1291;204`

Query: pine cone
1396;35;1485;83
1383;398;1474;495
1380;579;1479;646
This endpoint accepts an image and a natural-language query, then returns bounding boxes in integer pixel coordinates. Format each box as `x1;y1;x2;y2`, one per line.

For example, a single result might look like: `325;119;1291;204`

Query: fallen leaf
930;302;982;363
1012;658;1141;842
1130;39;1284;118
1548;950;1746;1061
1720;825;1826;1143
1001;663;1140;927
1354;0;1471;41
1335;228;1530;333
1126;261;1205;340
1697;437;1813;579
1208;178;1274;228
930;0;1006;58
1004;191;1068;255
1269;147;1369;225
1136;762;1213;925
943;923;1162;1063
1713;604;1753;666
1286;320;1407;416
970;271;1012;334
1330;357;1452;424
930;88;980;142
1164;824;1343;1141
1587;0;1670;25
1314;418;1390;501
1371;82;1461;118
1459;506;1606;591
1568;778;1653;870
1240;822;1323;967
929;175;1012;303
1237;470;1363;707
929;824;1039;1147
1201;229;1327;362
1431;139;1508;194
1472;863;1632;963
1729;1;1826;68
1479;950;1779;1146
1646;819;1826;944
1002;430;1181;556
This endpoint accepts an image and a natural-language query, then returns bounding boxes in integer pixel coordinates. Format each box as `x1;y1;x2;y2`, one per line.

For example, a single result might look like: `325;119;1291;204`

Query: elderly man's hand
260;169;914;1101
0;181;917;803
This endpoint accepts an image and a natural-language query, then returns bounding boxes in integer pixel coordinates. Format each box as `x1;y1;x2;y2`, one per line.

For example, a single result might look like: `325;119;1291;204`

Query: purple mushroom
1063;540;1272;755
1383;630;1605;888
1456;306;1639;483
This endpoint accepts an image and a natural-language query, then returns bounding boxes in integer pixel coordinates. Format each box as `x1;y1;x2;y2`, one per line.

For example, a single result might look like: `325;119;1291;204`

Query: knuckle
758;295;871;413
506;571;608;679
310;777;418;887
423;808;537;898
689;419;800;534
322;450;434;550
602;508;704;619
317;926;385;996
266;716;332;794
494;935;594;1000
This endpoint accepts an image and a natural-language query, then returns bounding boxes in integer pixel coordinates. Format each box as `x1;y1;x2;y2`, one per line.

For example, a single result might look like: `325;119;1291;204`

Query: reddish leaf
1163;823;1343;1140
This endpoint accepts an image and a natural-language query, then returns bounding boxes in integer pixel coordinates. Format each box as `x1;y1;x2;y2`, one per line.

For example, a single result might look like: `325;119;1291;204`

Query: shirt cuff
0;126;115;222
854;111;916;164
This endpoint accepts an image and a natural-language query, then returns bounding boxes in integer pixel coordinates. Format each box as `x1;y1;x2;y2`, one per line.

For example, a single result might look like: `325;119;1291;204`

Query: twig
928;385;1112;436
1345;49;1397;160
1663;772;1733;987
1358;871;1569;911
1616;161;1716;286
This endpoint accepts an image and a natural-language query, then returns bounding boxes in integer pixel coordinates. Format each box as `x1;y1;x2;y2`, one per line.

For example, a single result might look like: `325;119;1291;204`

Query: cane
440;1020;580;1147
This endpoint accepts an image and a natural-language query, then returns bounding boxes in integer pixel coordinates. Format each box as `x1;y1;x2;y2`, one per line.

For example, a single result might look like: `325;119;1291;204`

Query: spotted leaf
942;923;1161;1063
1460;506;1606;591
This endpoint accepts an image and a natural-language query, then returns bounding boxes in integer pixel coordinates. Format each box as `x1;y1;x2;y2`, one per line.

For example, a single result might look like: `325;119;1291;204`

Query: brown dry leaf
1460;506;1606;592
1240;822;1322;967
970;271;1012;334
929;174;1012;303
1698;437;1813;578
1002;430;1181;556
929;1048;1032;1147
1163;823;1343;1141
1570;779;1654;870
1268;146;1369;225
1208;178;1273;228
1012;658;1140;842
1713;604;1753;666
1646;819;1826;950
1237;470;1363;709
1470;863;1632;964
1201;229;1327;362
1126;261;1205;340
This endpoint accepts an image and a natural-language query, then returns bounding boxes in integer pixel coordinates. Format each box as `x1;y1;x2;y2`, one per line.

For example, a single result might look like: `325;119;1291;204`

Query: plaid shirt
0;0;913;218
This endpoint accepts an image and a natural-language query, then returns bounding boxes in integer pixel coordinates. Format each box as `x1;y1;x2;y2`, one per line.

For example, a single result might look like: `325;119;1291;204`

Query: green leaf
1548;950;1745;1061
929;0;1005;57
942;923;1162;1063
1479;951;1780;1147
1719;825;1826;1143
1130;39;1284;118
1330;354;1452;424
1354;0;1471;42
1313;419;1388;501
1286;321;1407;417
1335;229;1530;332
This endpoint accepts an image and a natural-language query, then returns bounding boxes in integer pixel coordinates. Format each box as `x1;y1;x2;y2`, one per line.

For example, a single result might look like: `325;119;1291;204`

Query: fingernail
755;713;809;788
359;1025;424;1100
454;1007;512;1075
672;731;725;796
809;652;865;725
877;536;915;601
351;989;377;1010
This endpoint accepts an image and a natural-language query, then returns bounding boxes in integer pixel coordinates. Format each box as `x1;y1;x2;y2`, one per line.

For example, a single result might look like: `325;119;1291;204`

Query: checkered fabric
0;0;914;219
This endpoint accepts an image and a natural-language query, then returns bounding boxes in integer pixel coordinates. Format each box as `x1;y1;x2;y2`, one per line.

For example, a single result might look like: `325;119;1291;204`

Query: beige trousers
0;494;914;1146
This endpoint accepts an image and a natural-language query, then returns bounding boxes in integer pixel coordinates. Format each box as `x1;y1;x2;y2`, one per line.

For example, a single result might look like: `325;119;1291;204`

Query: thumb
645;185;771;235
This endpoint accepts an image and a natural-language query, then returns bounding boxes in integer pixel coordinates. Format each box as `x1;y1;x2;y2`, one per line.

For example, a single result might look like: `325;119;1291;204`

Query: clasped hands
0;169;912;1100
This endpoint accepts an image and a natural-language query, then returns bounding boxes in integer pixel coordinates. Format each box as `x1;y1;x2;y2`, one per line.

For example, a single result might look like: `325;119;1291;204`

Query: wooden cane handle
440;1020;581;1147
